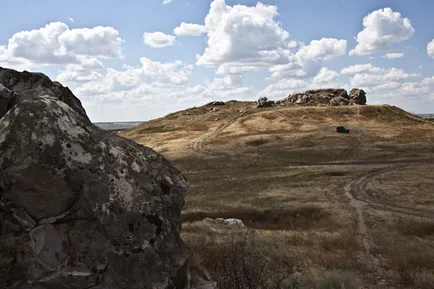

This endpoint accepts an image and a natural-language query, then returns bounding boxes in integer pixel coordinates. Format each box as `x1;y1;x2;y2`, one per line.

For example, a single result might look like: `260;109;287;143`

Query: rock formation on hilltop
256;97;275;108
0;68;215;289
266;88;367;108
349;88;367;105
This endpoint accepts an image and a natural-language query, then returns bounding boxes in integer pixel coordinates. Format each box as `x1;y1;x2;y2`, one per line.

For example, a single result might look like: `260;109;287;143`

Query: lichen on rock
0;68;212;289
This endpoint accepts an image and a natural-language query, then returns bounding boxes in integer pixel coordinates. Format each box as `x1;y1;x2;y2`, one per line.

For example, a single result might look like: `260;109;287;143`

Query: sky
1;0;434;122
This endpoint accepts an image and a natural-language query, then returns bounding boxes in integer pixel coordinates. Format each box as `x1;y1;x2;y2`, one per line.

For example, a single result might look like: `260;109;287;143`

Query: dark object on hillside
279;88;367;107
256;97;275;108
206;101;225;106
336;126;350;133
349;88;367;105
0;68;215;289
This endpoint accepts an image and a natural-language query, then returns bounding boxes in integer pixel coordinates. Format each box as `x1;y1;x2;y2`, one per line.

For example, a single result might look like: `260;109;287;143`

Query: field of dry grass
119;102;434;289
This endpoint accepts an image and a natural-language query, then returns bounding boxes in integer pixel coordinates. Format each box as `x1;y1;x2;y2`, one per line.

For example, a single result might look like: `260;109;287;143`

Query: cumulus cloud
191;0;348;85
296;38;347;61
0;22;123;66
63;57;192;98
341;63;385;75
428;39;434;58
383;52;404;59
257;79;307;99
196;0;290;68
143;32;176;48
341;63;419;88
350;8;414;56
174;22;206;36
313;67;340;84
59;26;124;58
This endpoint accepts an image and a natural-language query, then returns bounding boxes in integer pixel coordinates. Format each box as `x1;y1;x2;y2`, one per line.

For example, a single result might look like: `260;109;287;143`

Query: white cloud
68;17;74;23
216;65;258;75
350;8;414;56
1;22;123;66
59;26;123;58
341;63;386;75
163;0;173;4
174;22;206;36
268;57;321;79
313;67;340;84
67;57;193;97
257;79;307;99
372;82;400;90
296;38;347;61
383;52;404;59
143;32;176;48
196;0;290;68
428;39;434;58
341;64;420;88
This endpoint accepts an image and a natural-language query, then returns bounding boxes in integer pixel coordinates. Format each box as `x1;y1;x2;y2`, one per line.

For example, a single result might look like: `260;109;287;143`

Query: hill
120;102;433;163
120;101;434;289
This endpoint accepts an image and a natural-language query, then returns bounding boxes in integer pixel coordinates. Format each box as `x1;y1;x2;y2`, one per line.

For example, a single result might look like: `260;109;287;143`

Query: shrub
204;230;301;289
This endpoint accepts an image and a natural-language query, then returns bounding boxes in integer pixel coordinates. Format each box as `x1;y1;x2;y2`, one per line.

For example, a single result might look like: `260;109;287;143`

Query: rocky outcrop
0;68;213;289
277;88;367;107
282;89;349;106
349;88;367;105
206;101;225;106
256;97;274;108
0;67;89;122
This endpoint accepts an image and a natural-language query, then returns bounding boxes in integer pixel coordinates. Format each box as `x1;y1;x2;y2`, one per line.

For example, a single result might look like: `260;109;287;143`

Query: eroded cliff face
0;68;214;289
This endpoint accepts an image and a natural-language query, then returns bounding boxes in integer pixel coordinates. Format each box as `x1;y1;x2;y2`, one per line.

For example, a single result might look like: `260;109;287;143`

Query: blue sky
1;0;434;121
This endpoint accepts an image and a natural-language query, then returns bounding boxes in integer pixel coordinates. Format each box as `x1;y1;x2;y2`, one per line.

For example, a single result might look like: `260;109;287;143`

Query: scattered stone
239;109;247;114
202;218;245;228
210;107;218;113
0;67;214;289
256;97;275;108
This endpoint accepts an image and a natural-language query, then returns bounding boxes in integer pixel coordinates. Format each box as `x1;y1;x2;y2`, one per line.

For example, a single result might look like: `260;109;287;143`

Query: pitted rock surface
0;67;89;122
0;68;208;289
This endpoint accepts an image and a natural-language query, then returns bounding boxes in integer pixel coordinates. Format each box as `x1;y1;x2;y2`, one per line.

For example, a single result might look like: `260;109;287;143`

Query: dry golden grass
367;164;434;210
371;214;434;287
119;103;434;288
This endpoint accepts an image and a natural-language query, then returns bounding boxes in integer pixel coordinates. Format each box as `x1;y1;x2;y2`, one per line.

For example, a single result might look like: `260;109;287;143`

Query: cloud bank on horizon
0;0;433;121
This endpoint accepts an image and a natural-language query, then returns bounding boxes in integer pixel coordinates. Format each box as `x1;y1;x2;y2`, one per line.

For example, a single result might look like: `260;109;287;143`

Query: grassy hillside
119;103;434;289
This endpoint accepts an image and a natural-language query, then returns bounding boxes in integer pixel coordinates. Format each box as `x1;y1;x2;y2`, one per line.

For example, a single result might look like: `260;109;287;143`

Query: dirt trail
191;115;243;157
348;164;434;218
344;162;434;288
188;107;434;287
338;106;365;160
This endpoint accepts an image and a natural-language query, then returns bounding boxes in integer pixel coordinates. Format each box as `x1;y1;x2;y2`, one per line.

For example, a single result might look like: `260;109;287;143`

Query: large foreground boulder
0;69;214;289
0;67;89;122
